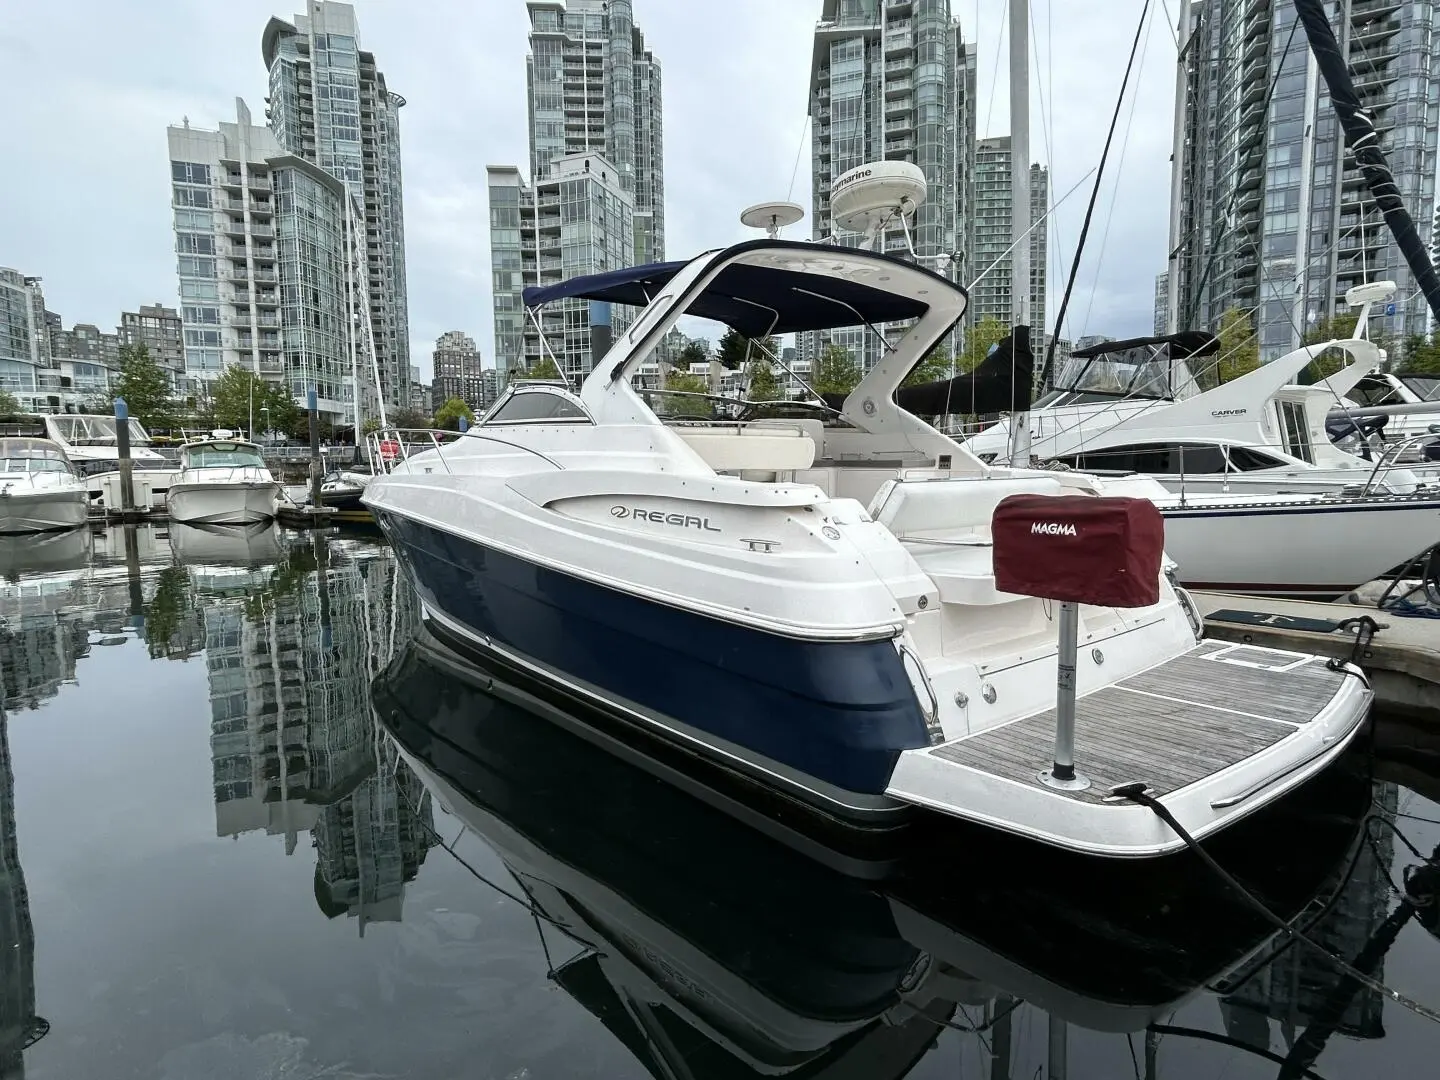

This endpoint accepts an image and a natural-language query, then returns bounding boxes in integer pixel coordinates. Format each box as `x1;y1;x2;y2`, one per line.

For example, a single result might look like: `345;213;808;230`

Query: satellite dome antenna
740;201;805;239
827;160;953;271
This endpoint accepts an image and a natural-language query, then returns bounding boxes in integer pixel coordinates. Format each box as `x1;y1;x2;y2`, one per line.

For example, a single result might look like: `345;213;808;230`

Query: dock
1193;590;1440;716
275;503;337;529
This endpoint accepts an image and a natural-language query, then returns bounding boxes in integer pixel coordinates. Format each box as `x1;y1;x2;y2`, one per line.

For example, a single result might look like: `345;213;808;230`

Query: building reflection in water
0;704;42;1078
0;524;437;942
198;530;435;928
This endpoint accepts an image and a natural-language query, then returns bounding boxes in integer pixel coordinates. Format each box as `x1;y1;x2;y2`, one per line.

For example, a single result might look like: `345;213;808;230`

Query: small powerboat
166;432;281;526
0;437;89;533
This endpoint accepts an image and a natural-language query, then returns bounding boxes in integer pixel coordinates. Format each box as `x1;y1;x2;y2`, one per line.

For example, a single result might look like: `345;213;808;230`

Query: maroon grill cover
991;494;1164;608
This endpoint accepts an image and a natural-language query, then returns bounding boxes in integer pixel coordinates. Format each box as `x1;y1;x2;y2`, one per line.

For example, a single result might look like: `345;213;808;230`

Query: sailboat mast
1006;0;1033;466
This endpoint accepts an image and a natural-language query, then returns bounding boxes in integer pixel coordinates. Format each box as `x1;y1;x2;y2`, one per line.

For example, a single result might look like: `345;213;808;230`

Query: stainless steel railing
365;427;566;477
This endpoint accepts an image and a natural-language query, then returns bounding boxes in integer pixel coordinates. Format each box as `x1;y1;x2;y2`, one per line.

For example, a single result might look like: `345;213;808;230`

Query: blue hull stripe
379;514;931;796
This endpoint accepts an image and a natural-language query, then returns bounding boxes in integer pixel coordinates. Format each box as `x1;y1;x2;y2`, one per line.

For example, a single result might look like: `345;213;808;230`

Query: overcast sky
0;0;1178;381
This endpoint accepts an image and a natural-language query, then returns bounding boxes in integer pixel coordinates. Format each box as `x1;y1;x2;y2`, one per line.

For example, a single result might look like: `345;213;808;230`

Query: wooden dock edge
1193;591;1440;717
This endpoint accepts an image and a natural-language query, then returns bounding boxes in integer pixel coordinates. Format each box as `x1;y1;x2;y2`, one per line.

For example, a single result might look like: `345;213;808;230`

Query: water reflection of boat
374;628;1377;1076
167;521;282;567
0;527;92;579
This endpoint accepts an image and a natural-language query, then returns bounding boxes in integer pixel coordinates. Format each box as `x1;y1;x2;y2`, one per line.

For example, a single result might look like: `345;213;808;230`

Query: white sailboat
0;436;89;533
166;432;281;525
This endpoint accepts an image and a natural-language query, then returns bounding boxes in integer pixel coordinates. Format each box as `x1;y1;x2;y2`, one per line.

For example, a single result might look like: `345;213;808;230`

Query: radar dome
829;161;927;236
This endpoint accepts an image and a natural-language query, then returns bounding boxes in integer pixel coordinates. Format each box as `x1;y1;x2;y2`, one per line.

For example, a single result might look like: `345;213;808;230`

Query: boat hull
167;481;280;525
0;487;89;533
1159;496;1440;599
375;511;931;825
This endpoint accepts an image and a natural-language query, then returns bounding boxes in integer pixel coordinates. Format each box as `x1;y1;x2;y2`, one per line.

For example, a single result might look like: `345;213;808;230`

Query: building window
171;161;211;185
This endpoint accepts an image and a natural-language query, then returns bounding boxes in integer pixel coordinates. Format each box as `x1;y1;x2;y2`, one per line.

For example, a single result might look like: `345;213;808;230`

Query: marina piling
114;398;137;516
308;386;323;511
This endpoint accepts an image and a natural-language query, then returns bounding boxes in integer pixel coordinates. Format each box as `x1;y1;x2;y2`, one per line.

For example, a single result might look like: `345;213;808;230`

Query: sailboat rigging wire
786;114;810;203
1077;0;1155;339
965;170;1095;291
1041;0;1153;388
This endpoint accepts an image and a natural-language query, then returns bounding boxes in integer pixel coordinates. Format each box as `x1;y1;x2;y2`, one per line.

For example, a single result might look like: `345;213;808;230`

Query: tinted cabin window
1350;376;1399;407
1226;446;1286;471
1169;443;1229;473
486;392;589;424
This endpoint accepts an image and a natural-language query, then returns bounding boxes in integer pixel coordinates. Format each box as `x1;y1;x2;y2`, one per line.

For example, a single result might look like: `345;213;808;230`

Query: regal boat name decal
612;505;722;532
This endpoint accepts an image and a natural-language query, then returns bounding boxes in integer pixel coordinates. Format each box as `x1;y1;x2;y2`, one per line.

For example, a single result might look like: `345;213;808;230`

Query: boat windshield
1397;375;1440;402
0;438;74;474
1045;347;1180;404
183;443;265;468
49;415;152;446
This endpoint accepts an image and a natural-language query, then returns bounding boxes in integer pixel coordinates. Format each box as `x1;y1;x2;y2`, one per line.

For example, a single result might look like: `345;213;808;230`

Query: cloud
0;0;1176;383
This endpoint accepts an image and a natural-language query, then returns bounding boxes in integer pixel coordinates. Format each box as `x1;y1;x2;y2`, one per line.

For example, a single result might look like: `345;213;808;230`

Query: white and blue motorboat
363;238;1371;857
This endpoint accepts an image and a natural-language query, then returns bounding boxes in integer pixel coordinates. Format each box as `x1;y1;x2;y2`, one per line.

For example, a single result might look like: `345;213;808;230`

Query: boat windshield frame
1048;345;1186;403
0;437;77;475
47;414;153;447
180;441;267;469
1395;373;1440;402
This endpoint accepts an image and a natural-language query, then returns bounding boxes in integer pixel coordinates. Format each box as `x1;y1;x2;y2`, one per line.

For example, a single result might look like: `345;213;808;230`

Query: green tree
521;356;562;380
390;406;432;430
957;317;1010;376
209;365;299;437
433;396;475;431
746;357;781;401
657;372;712;417
1214;307;1261;384
0;389;18;415
812;343;862;395
675;338;710;368
1299;312;1386;382
111;343;176;430
716;328;776;369
902;344;955;388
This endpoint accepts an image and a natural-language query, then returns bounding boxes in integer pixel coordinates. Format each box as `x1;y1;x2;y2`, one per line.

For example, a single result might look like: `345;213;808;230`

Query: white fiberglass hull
167;481;280;525
0;487;89;533
1158;494;1440;598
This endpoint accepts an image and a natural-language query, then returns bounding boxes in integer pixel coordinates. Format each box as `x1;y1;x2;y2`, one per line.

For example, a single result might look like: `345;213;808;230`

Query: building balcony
249;224;275;238
253;269;277;283
223;217;247;235
249;200;273;216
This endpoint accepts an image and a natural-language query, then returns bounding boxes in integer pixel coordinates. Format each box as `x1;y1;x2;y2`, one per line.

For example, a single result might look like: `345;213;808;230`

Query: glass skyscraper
808;0;980;370
487;0;662;378
263;2;411;410
1172;0;1440;359
970;136;1048;332
168;101;354;418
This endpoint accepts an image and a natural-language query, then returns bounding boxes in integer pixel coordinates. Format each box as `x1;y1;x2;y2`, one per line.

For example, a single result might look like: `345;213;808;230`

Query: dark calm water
0;523;1438;1078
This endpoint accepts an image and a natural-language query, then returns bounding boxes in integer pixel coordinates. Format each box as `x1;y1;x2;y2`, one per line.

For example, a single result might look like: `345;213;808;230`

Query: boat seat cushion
908;543;1023;605
674;425;817;473
872;476;1065;538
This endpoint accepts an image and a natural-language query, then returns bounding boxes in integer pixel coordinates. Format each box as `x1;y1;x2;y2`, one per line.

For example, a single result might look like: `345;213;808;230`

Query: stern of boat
885;641;1370;856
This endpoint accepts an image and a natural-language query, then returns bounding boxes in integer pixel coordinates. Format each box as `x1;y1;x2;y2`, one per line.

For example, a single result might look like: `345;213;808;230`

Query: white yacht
967;330;1211;457
0;436;90;533
966;284;1432;496
166;433;281;525
363;237;1370;858
25;413;179;510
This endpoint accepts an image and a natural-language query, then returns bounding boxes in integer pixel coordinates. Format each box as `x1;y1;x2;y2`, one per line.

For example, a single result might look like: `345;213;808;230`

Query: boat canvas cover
519;239;957;337
992;495;1163;608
